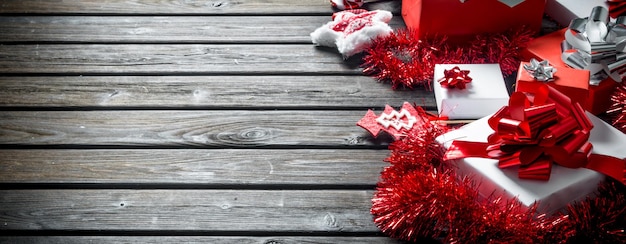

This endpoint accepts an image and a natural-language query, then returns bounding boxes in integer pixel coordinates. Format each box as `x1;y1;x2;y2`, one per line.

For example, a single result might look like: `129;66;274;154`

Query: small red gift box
521;29;619;115
515;61;590;110
402;0;546;41
521;29;567;67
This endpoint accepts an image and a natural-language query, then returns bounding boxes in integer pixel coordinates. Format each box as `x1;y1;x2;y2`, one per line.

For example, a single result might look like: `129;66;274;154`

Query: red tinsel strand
372;168;480;242
385;125;447;168
457;198;542;244
362;28;534;90
608;82;626;133
546;180;626;243
467;28;535;75
379;116;448;186
372;116;554;243
362;29;459;90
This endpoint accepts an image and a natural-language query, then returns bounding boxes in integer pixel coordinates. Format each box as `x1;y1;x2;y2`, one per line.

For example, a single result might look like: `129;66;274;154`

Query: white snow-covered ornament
310;9;393;57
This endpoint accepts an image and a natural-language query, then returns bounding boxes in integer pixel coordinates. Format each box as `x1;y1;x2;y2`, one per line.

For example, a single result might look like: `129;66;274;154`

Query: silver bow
561;6;626;85
523;58;557;81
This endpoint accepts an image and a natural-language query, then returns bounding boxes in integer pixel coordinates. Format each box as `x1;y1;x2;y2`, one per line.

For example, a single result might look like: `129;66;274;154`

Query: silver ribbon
523;58;557;82
561;6;626;85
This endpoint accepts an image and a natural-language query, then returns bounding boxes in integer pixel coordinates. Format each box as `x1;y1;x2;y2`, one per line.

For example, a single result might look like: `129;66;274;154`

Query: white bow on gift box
562;6;626;85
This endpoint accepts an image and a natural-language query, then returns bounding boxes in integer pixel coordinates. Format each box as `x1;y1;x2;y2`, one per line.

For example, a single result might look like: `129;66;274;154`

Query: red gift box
402;0;546;41
515;61;589;110
522;29;567;67
521;28;619;115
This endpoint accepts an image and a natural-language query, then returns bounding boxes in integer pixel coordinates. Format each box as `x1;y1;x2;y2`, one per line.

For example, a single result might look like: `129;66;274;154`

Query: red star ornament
357;102;427;140
310;9;393;57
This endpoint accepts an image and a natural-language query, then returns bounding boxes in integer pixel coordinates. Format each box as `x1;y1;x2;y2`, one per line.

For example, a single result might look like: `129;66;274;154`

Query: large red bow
444;83;625;184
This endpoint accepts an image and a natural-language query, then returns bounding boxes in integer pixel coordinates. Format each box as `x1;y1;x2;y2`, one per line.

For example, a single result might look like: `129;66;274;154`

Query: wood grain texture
0;0;333;15
0;16;406;44
0;110;387;148
0;0;401;15
0;44;362;75
0;149;386;185
0;236;401;244
0;76;430;109
0;0;410;242
0;189;378;232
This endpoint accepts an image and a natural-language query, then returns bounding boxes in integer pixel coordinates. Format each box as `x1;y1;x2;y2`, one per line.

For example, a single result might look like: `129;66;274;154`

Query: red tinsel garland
608;82;626;134
362;28;534;90
371;106;626;243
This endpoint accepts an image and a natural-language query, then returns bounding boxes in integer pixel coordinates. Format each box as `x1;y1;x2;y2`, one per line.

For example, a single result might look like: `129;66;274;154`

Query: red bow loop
450;83;595;180
491;85;593;179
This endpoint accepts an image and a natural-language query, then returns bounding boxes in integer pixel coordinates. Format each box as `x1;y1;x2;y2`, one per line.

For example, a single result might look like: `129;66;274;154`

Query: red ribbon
444;83;626;184
608;0;626;18
438;66;473;90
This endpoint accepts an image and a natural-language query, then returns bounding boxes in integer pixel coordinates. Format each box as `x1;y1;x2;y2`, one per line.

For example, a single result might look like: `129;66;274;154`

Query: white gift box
436;113;626;213
546;0;609;27
433;64;510;120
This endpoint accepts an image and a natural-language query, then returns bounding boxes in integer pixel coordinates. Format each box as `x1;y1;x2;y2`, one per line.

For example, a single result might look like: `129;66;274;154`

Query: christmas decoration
444;83;626;184
561;6;626;85
402;0;545;41
546;180;626;243
356;102;426;140
310;9;393;57
371;107;555;243
362;29;451;89
521;28;618;115
362;28;534;89
467;28;535;75
608;81;626;133
433;64;510;120
523;58;557;82
437;66;472;90
608;0;626;18
370;105;626;242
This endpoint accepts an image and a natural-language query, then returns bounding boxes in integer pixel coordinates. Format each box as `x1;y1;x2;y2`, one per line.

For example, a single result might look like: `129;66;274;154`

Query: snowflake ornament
357;102;427;140
311;9;393;57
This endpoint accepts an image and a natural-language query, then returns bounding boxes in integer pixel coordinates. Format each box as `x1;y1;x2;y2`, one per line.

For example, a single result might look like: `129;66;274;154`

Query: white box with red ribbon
433;64;510;120
436;83;626;213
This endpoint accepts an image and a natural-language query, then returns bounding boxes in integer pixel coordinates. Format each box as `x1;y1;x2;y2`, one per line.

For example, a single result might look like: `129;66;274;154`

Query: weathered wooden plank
0;189;378;232
0;76;430;108
0;236;401;244
0;0;401;15
0;16;405;44
0;44;361;75
0;110;387;148
0;149;386;185
0;0;332;15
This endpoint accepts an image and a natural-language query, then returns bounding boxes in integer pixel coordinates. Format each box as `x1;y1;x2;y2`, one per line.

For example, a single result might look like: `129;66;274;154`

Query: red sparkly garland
371;107;626;243
362;28;534;90
608;81;626;134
